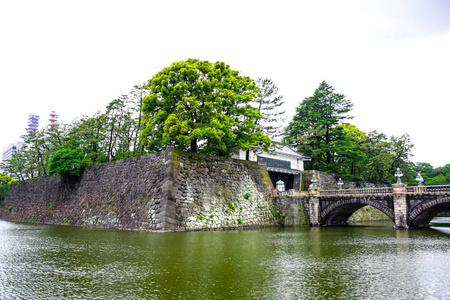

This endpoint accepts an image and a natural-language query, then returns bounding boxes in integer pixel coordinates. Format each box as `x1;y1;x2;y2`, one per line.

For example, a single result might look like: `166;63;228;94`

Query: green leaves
48;140;85;177
141;59;271;156
285;81;353;170
0;173;16;202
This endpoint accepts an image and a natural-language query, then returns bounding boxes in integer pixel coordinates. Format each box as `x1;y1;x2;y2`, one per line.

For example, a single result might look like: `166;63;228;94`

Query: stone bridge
283;184;450;228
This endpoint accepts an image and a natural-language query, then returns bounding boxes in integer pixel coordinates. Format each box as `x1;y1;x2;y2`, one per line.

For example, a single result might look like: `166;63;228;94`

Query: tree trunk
190;138;198;153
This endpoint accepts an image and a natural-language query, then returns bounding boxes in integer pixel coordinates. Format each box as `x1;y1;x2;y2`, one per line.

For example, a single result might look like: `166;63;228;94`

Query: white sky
1;0;450;167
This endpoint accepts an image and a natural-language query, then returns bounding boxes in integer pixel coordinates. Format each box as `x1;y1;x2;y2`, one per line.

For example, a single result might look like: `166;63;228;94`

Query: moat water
1;219;450;299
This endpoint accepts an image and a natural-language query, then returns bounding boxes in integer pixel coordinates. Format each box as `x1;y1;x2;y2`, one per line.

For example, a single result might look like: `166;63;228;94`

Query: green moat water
1;219;450;299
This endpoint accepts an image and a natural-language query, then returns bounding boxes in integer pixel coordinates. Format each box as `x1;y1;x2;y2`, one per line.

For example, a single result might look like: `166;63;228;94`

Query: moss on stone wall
349;206;391;223
275;196;310;226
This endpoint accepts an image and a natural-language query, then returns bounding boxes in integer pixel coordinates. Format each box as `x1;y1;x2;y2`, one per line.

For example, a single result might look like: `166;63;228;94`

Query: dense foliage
140;59;270;156
1;63;447;186
412;163;450;184
1;85;148;180
285;81;354;170
48;140;85;177
284;81;417;184
0;173;16;203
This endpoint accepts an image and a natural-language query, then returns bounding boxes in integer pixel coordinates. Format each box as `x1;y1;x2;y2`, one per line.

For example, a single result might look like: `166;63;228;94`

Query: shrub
48;141;85;177
0;173;16;203
237;218;242;224
244;193;251;199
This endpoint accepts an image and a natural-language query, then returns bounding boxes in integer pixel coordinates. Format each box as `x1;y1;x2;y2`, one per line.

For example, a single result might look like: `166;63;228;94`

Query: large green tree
284;81;353;171
141;59;270;156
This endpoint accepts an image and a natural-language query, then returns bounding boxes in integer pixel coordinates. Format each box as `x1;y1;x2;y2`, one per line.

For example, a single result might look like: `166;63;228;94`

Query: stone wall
0;148;278;231
275;196;310;226
302;170;337;190
0;150;173;230
171;149;277;231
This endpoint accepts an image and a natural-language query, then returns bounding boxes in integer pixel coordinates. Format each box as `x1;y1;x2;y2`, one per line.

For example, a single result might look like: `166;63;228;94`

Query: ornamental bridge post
392;183;408;228
308;187;320;226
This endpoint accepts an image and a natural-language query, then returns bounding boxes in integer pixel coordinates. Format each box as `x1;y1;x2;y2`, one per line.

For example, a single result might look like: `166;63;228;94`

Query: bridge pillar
392;183;408;228
308;188;320;226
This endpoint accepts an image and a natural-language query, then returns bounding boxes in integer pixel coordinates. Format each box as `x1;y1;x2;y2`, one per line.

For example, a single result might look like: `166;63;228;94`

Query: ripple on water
1;222;450;299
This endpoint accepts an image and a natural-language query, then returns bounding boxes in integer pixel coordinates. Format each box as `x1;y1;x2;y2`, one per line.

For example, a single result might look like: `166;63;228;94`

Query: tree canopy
140;59;270;156
1;85;147;181
283;81;417;183
1;64;444;186
284;81;353;171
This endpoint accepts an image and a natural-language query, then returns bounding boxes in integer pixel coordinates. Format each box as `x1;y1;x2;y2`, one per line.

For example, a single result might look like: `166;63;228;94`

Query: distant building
2;141;24;162
49;110;58;126
233;145;311;191
27;114;40;131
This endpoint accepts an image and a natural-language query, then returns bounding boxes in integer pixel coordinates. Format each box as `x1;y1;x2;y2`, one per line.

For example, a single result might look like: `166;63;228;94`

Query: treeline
284;81;445;185
1;59;447;187
1;85;148;180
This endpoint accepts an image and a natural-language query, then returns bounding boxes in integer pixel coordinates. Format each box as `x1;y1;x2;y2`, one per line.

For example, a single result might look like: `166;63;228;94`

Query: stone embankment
0;148;279;231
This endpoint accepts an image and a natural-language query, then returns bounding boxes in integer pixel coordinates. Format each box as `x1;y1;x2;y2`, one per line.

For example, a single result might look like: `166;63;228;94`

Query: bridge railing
279;185;450;198
319;187;393;197
406;185;450;193
279;190;309;197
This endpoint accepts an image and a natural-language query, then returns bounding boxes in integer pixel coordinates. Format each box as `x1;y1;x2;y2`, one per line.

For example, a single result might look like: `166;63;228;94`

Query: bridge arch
320;198;395;226
408;196;450;228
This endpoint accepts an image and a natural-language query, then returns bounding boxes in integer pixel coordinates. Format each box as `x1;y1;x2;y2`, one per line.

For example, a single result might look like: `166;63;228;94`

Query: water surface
1;220;449;299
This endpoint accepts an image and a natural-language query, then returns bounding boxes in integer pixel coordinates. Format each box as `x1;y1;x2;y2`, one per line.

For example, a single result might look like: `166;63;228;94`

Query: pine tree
284;81;353;171
253;77;285;141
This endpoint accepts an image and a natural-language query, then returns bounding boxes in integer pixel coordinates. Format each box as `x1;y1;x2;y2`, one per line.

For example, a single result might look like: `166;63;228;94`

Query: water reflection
1;221;449;299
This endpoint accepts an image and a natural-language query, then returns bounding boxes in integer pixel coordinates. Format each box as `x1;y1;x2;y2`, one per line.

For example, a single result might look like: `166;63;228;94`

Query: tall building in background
2;141;24;162
27;114;40;131
49;110;58;126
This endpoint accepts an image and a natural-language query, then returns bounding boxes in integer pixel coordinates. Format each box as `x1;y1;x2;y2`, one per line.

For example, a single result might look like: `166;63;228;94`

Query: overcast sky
1;0;450;167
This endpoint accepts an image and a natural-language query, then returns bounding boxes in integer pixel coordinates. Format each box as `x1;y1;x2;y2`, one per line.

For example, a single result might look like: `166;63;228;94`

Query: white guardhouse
234;146;311;191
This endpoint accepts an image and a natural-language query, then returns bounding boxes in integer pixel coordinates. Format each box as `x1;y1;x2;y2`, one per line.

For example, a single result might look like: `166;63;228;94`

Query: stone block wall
0;148;278;231
275;196;310;226
171;149;278;231
302;170;337;190
0;151;172;230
